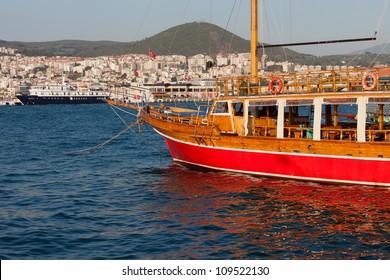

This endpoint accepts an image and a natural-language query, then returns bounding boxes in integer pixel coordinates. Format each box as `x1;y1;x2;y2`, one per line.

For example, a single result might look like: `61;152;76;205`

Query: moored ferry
134;0;390;187
16;83;108;105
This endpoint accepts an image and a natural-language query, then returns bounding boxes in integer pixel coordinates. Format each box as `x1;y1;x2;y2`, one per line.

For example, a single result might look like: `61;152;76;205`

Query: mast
251;0;258;78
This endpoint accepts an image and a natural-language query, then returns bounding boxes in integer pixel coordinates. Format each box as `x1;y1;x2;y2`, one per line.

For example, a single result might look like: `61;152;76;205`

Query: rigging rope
348;0;389;67
129;0;154;54
289;0;292;43
375;0;389;37
369;43;390;68
167;0;191;55
259;0;269;66
228;0;243;53
265;0;288;61
218;0;238;53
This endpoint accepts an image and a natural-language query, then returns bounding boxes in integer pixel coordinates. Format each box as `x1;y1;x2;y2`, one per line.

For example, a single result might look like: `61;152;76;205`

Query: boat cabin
210;68;390;143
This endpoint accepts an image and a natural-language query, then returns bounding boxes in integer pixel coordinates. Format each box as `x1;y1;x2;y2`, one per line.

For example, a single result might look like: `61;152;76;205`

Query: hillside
0;39;130;57
0;22;294;58
129;22;250;56
349;43;390;55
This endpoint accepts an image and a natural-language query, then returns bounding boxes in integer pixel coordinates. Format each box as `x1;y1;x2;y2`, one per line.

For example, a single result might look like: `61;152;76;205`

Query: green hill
0;39;129;57
128;22;250;56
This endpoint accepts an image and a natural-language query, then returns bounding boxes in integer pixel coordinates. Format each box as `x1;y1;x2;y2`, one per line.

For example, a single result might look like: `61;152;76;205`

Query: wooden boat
137;0;390;186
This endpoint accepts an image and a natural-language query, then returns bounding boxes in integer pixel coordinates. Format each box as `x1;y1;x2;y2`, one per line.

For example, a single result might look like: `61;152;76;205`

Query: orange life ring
362;72;377;91
268;77;283;94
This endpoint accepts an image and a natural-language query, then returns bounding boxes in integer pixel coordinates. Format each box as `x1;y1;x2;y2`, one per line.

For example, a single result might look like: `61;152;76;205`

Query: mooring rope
64;103;142;155
108;104;140;133
109;103;141;117
64;123;136;155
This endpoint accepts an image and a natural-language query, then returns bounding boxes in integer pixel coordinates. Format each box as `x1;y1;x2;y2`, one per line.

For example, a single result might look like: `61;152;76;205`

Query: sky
1;0;390;56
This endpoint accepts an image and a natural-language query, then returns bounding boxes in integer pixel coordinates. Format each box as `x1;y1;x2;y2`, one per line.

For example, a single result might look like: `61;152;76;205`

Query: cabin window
232;102;244;116
366;104;390;124
279;100;314;139
248;101;279;137
285;104;312;126
247;105;277;118
320;104;358;126
212;101;230;115
314;102;361;141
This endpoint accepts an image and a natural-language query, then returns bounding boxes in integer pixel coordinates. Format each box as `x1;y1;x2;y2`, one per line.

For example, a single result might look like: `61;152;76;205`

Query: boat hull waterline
156;129;390;186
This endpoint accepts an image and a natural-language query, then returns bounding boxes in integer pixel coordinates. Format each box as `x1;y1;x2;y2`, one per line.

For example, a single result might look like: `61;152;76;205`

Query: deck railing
216;67;390;96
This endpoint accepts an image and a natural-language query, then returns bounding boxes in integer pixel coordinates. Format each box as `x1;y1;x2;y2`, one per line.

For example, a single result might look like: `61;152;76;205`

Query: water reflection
157;164;390;259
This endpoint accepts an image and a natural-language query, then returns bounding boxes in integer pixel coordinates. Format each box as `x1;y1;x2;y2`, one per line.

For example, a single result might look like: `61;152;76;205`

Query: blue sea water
0;104;389;260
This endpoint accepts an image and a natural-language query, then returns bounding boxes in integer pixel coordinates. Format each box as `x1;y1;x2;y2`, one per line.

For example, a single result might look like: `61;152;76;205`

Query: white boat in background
144;81;216;102
108;83;155;104
107;81;216;104
16;83;108;105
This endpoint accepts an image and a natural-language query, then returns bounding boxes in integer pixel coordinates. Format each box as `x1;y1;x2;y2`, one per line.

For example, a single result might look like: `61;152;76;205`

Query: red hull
157;130;390;186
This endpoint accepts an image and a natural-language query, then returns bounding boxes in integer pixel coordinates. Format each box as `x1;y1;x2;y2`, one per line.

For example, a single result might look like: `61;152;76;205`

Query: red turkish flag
149;48;156;59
